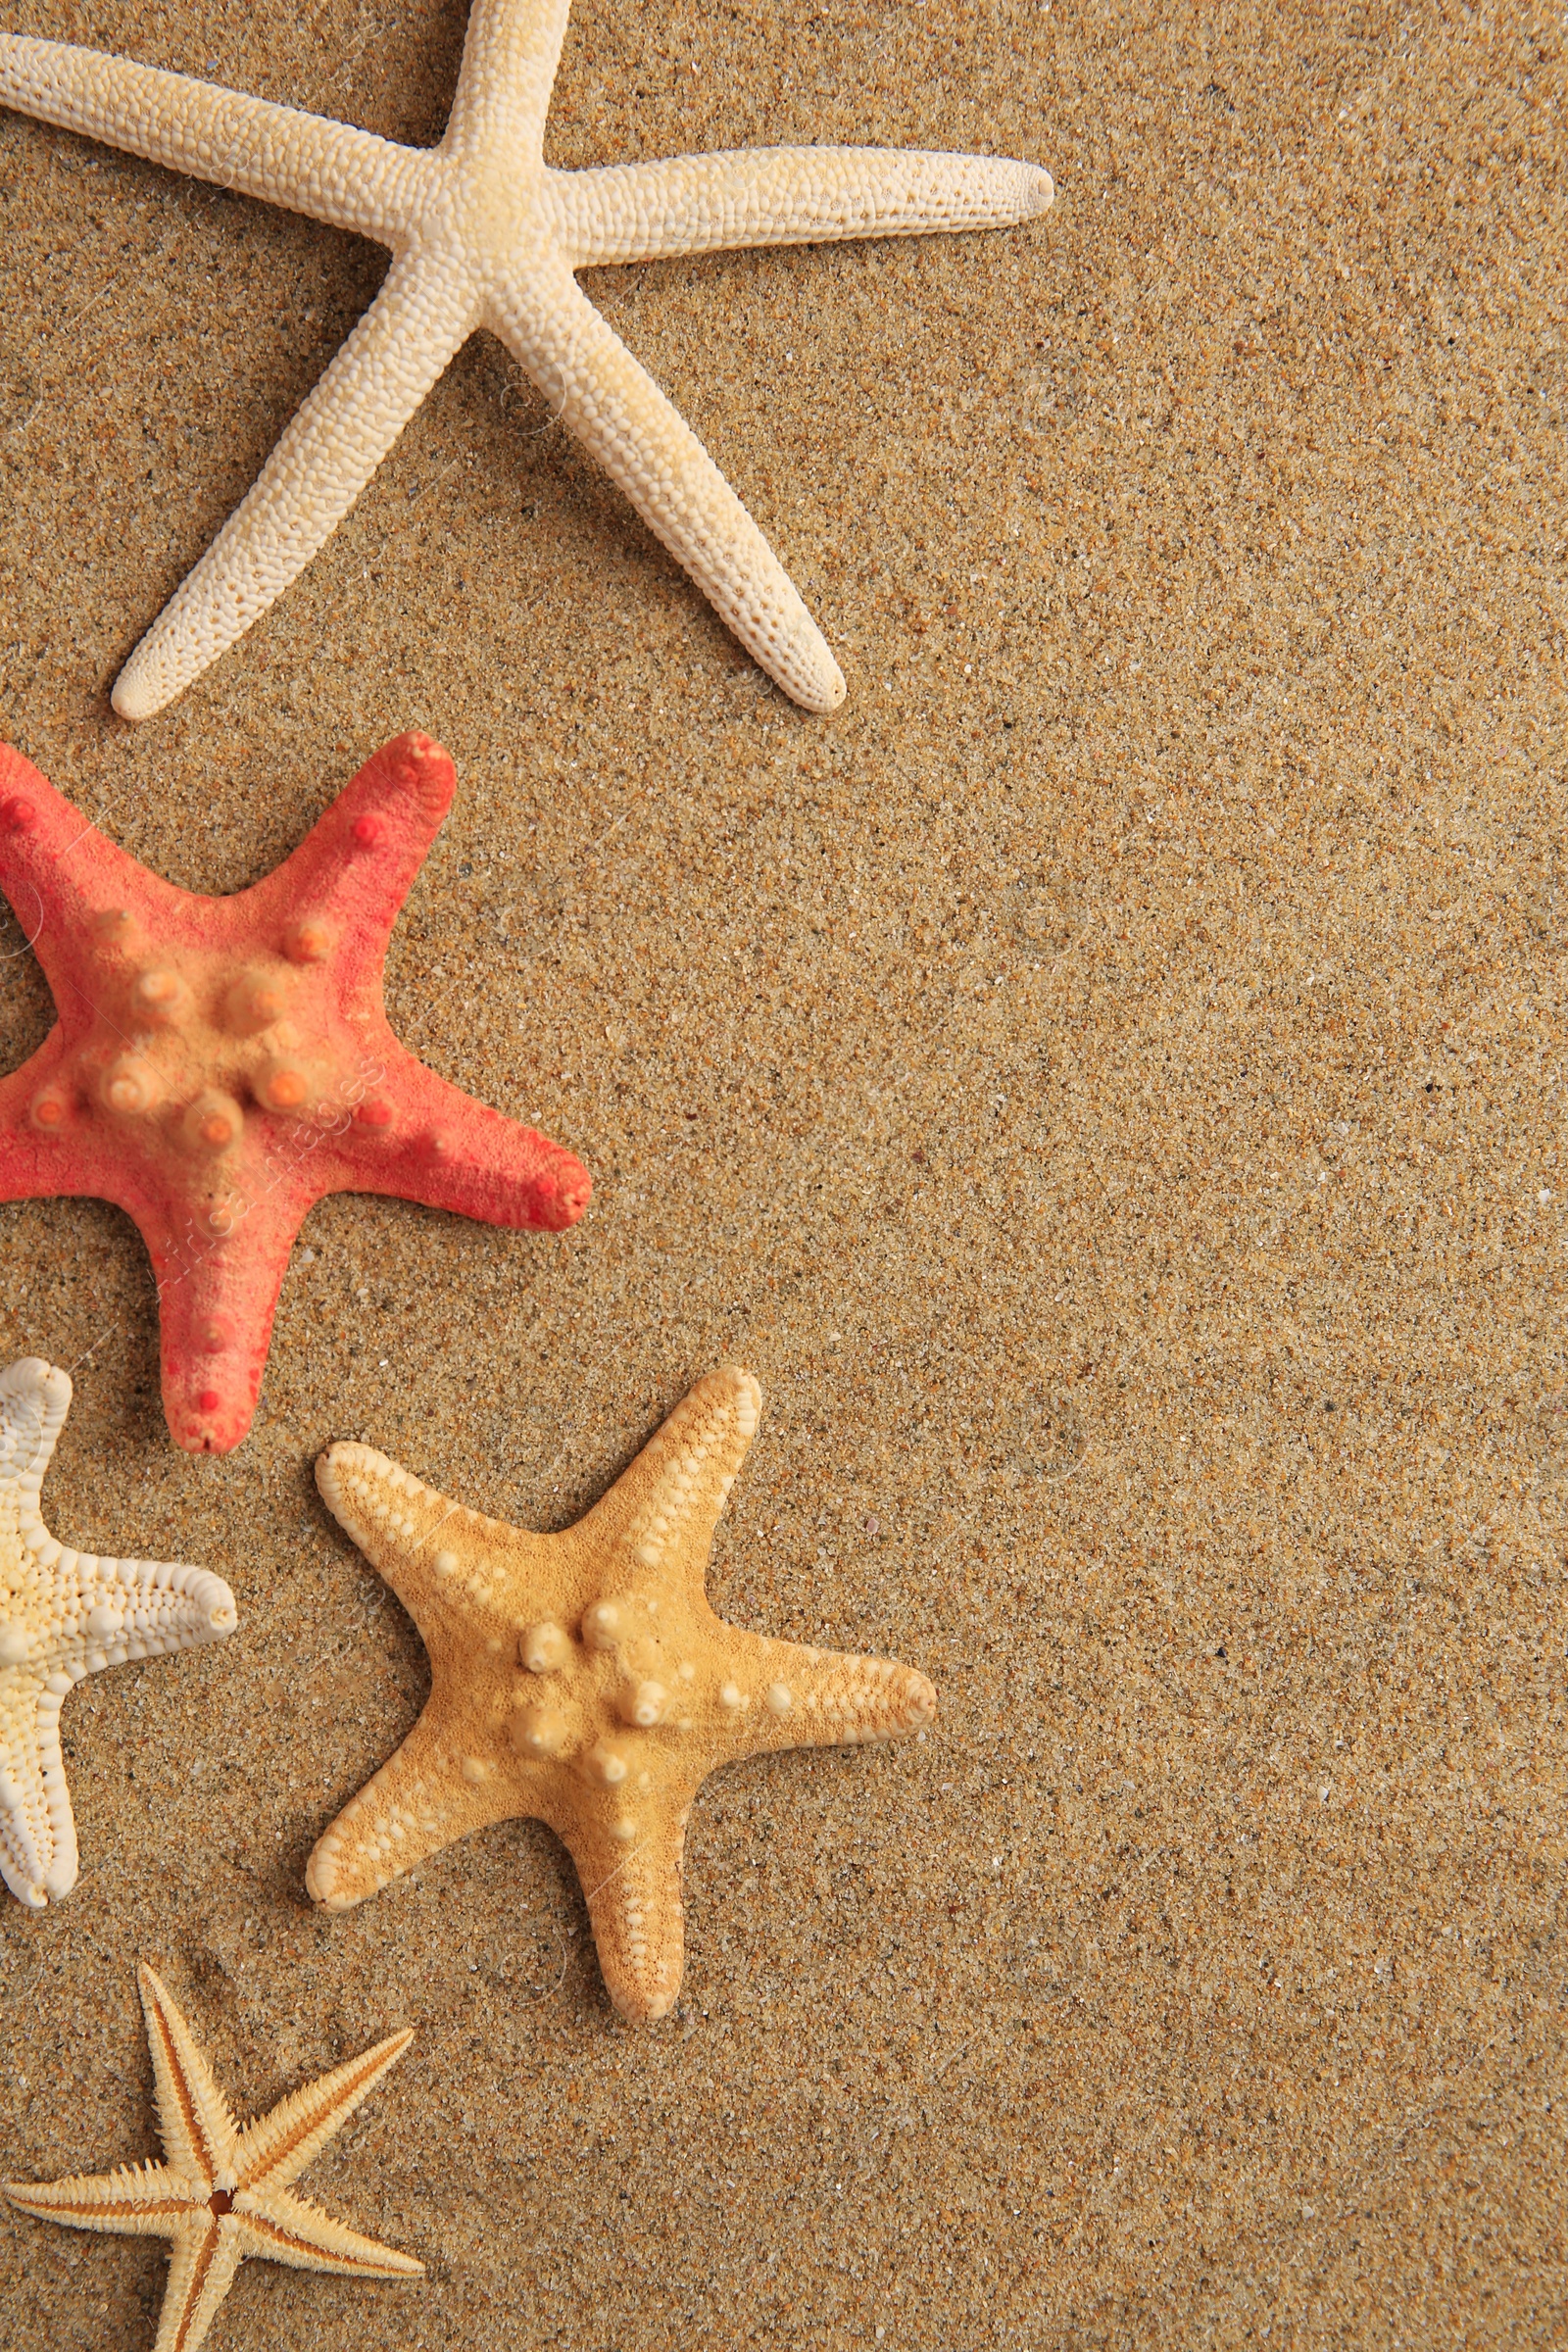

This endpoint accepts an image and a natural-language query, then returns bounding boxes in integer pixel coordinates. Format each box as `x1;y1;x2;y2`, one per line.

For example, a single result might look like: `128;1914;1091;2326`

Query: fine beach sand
0;1;1564;2344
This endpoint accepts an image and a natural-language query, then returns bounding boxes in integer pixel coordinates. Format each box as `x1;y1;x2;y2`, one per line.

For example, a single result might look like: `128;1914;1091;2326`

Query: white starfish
6;1962;422;2352
0;1356;237;1910
0;3;1053;719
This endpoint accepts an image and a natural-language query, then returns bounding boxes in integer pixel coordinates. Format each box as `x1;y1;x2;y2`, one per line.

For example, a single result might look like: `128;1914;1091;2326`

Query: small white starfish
0;1357;237;1910
0;2;1052;719
6;1962;423;2352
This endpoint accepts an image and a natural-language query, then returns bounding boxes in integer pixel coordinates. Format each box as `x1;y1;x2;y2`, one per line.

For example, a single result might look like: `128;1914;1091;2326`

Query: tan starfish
5;1963;422;2352
0;3;1052;719
0;1357;237;1911
307;1364;936;2022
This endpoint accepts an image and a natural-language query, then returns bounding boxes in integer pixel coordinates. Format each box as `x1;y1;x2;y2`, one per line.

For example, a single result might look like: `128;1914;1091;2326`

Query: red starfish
0;732;590;1454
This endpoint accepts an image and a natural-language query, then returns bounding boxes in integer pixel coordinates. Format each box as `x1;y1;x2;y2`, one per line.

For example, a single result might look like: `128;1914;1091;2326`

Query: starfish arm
0;35;424;243
338;1046;592;1232
306;1710;511;1912
0;1669;77;1908
3;2159;198;2238
0;741;188;1002
21;1533;234;1668
137;1966;240;2192
445;0;570;162
556;1802;691;2024
238;732;590;1233
713;1631;937;1761
0;1561;229;1903
551;145;1054;269
245;731;459;947
575;1362;760;1573
152;2220;242;2352
0;1353;71;1491
140;1183;317;1456
234;2029;414;2197
112;254;479;720
236;2186;423;2278
487;265;845;712
312;1441;537;1637
0;1055;108;1207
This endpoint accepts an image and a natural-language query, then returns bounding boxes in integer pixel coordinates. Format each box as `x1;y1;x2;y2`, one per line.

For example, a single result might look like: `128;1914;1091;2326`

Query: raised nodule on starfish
5;1963;422;2352
0;2;1053;716
0;732;590;1453
0;1357;236;1909
307;1364;936;2023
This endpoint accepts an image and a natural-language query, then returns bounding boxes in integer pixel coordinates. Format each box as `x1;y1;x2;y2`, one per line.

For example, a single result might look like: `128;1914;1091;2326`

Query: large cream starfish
308;1364;936;2022
5;1962;422;2352
0;3;1052;719
0;1356;237;1910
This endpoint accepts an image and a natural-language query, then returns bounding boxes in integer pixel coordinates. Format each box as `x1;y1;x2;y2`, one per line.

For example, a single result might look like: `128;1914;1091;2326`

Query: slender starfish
308;1364;936;2022
0;4;1053;718
0;731;589;1454
0;1356;236;1909
6;1963;422;2352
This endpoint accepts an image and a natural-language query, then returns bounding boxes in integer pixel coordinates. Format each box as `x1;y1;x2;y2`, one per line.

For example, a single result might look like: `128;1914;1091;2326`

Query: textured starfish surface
0;1358;236;1910
308;1364;936;2022
6;1962;422;2352
0;731;589;1455
0;2;1052;718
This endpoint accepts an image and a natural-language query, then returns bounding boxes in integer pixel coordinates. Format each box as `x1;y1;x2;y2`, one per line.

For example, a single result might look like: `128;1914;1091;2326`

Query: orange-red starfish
0;732;590;1453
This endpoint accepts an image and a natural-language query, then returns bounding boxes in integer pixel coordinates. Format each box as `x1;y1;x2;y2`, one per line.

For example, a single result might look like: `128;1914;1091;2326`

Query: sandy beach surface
0;1;1563;2344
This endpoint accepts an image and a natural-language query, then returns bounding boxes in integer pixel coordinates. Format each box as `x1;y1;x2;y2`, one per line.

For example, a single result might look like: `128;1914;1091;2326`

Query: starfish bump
0;3;1053;718
307;1364;936;2023
5;1962;422;2352
0;732;589;1455
0;1357;236;1909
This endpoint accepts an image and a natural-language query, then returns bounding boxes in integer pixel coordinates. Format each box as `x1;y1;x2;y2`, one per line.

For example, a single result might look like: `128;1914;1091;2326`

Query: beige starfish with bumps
0;1;1052;718
0;1357;236;1911
6;1962;422;2352
308;1364;935;2022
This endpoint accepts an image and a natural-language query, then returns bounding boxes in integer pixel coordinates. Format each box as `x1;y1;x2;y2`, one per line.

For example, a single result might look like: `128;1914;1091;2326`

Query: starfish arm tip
534;1146;594;1228
0;1354;73;1485
1012;159;1055;218
108;668;157;723
800;654;848;713
612;1977;681;2027
314;1439;378;1524
303;1836;361;1911
757;612;845;713
903;1668;939;1728
861;1662;938;1740
0;1858;62;1911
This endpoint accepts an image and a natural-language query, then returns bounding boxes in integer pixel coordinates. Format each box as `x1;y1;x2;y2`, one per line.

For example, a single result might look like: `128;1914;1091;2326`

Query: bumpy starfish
0;1356;236;1909
0;731;589;1455
307;1363;936;2022
0;3;1052;718
6;1962;422;2352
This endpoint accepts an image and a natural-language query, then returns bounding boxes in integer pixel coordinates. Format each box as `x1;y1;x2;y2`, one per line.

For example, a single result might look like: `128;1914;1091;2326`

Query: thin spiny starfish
307;1364;936;2022
0;1356;236;1909
0;3;1053;718
5;1963;422;2352
0;731;589;1454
